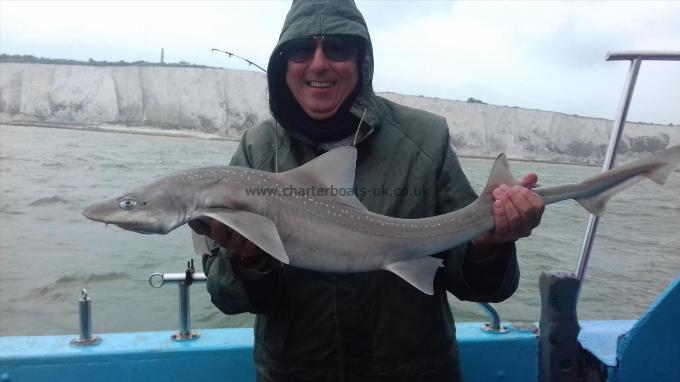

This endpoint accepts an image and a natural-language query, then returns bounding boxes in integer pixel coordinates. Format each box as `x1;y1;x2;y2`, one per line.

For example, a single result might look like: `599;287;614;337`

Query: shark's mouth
116;223;159;235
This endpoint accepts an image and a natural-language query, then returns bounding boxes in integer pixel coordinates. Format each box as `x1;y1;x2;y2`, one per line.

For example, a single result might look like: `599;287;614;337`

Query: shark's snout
82;197;177;235
82;201;108;222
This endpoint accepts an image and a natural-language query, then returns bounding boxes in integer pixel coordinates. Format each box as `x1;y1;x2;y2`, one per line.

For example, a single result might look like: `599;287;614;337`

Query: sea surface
1;124;678;336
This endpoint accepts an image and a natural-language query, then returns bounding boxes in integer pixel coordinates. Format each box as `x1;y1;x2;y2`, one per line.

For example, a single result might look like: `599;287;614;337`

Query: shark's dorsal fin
283;146;357;190
281;146;366;210
480;153;519;196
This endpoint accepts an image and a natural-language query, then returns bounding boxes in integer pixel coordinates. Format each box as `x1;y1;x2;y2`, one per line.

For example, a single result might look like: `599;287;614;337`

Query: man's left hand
474;173;545;246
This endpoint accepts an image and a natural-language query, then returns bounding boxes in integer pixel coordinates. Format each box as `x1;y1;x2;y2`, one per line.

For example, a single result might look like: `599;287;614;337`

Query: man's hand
188;218;262;260
473;173;545;247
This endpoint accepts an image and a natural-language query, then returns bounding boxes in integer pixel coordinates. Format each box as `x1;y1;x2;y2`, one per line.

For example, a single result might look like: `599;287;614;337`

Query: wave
41;162;65;168
136;261;162;269
56;183;79;189
22;271;131;301
0;204;24;215
28;195;68;206
101;163;132;170
54;271;131;285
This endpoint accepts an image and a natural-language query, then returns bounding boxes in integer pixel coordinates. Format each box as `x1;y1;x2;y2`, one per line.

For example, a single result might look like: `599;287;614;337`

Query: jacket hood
266;0;377;136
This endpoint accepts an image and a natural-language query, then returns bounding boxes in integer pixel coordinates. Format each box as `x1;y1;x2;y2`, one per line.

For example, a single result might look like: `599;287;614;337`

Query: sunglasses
283;36;359;63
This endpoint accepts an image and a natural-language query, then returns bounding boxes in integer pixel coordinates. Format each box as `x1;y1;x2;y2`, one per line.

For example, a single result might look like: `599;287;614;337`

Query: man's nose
308;41;330;71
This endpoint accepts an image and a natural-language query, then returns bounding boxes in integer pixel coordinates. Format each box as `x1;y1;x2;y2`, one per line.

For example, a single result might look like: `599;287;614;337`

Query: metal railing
70;289;102;346
479;302;508;333
481;51;680;327
149;259;207;340
575;51;680;294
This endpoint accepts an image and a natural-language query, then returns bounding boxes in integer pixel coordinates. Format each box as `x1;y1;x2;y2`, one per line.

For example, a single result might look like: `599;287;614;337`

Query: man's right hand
188;218;262;260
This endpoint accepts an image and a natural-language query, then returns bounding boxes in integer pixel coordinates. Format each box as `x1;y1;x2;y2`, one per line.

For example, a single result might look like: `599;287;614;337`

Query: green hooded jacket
203;1;519;380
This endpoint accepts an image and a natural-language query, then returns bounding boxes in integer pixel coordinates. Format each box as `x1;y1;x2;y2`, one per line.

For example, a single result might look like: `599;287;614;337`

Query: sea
1;124;678;336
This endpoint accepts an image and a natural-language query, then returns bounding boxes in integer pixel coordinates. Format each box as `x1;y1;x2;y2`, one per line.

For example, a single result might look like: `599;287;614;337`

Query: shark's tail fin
643;145;680;185
480;153;520;197
575;146;680;216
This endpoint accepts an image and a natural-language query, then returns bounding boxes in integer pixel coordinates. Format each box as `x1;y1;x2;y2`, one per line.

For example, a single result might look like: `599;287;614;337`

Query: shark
83;145;680;294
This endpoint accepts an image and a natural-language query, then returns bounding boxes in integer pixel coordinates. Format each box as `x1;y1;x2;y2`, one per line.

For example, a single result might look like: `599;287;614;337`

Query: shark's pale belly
261;195;487;274
273;212;397;273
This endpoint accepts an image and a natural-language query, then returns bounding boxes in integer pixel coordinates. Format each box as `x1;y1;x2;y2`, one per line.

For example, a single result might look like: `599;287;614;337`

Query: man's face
285;37;359;120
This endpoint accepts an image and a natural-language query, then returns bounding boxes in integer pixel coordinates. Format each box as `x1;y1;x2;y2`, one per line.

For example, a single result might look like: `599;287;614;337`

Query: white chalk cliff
1;62;678;164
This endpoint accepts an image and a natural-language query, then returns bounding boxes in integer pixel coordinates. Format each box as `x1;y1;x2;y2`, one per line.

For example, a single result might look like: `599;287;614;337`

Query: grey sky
1;0;679;125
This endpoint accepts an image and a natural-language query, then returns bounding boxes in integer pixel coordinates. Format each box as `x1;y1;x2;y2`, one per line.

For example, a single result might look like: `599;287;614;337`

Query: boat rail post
479;303;508;333
149;259;207;341
575;55;641;292
70;289;102;346
575;51;680;294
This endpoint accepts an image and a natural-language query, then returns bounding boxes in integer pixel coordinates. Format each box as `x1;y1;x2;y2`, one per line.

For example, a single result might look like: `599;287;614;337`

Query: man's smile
307;81;335;88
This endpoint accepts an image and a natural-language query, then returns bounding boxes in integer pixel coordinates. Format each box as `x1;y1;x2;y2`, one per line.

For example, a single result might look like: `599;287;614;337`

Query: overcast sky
1;0;679;125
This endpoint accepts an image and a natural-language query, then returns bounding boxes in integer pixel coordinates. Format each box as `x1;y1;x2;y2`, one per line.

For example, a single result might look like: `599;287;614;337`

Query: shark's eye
119;198;137;210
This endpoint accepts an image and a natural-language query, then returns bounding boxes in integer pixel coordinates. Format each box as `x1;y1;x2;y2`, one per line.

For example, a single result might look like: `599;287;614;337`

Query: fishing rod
210;48;267;73
211;48;278;172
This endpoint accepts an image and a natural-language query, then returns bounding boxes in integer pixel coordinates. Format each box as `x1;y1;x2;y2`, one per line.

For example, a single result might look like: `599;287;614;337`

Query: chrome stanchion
70;289;102;346
575;51;680;296
149;259;207;341
479;302;508;333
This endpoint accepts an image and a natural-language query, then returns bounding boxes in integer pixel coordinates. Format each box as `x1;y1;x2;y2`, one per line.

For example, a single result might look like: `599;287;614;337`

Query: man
190;0;544;380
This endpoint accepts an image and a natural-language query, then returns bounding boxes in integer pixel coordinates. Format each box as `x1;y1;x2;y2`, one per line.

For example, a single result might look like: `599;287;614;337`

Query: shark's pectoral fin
201;209;290;264
191;230;215;256
385;256;443;295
